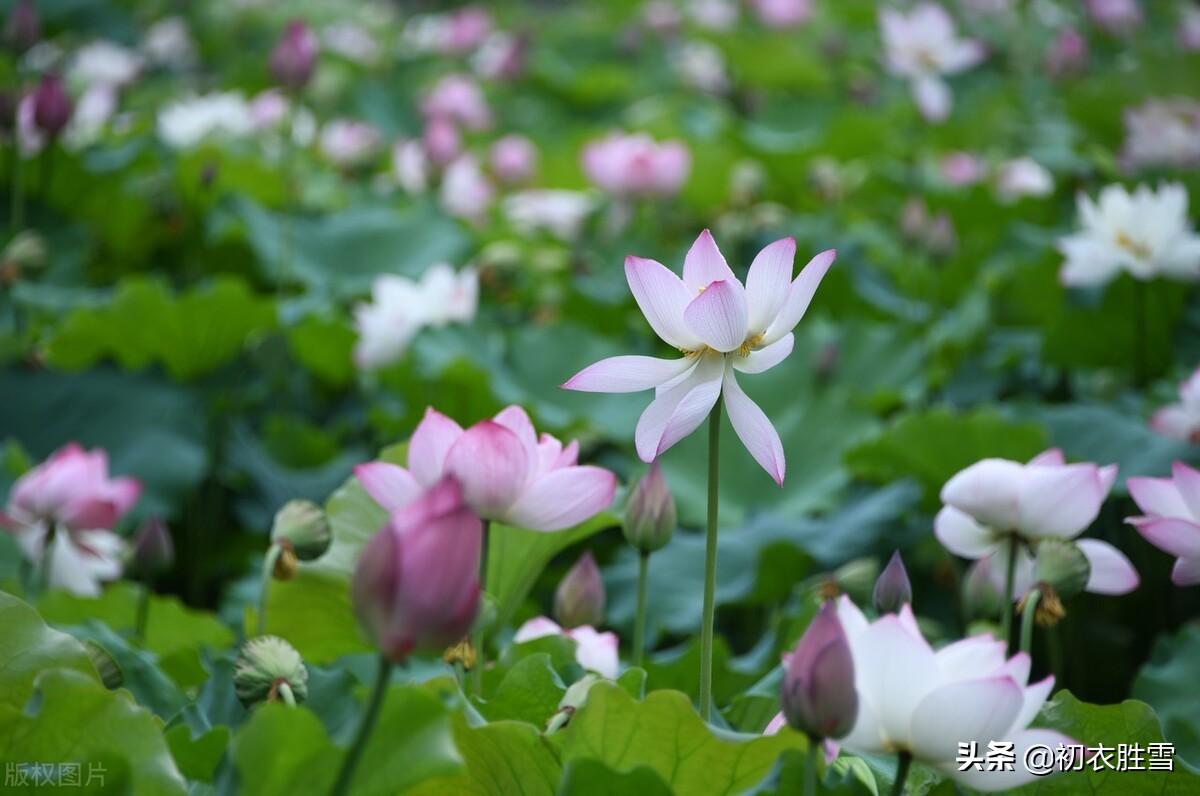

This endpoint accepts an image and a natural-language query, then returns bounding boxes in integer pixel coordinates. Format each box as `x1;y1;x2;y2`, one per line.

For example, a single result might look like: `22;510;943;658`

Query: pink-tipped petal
514;616;563;643
722;366;785;485
1013;675;1055;732
562;355;694;393
355;462;422;512
1149;405;1197;441
1076;539;1139;595
947;730;1078;792
934;506;998;558
763;712;786;735
745;237;796;333
1027;448;1065;467
503;465;616;531
682;229;736;293
624;256;701;350
683;279;749;353
634;355;724;462
408;407;464;487
909;677;1023;763
1172;461;1200;519
1130;516;1200;558
762;249;836;345
734;333;794;375
443;420;530;517
568;625;619;678
941;458;1025;531
1171;556;1200;586
1019;464;1109;538
1127;475;1190;519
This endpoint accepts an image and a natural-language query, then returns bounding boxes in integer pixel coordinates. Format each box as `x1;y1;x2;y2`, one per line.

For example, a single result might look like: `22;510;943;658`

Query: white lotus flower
503;190;594;241
354;264;478;369
880;3;985;122
157;92;254;150
69;40;143;88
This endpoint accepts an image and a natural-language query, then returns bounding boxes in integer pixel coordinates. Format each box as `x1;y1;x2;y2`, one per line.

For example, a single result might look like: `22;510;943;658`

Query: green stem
258;543;282;636
804;734;820;796
470;521;490;698
1133;280;1148;387
277;681;296;707
699;399;722;721
36;524;57;597
328;655;392;796
634;551;650;668
1020;587;1041;658
1001;536;1018;654
890;752;912;796
135;583;151;642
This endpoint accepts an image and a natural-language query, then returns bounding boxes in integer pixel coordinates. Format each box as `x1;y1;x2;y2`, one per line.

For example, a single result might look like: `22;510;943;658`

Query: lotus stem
699;398;722;721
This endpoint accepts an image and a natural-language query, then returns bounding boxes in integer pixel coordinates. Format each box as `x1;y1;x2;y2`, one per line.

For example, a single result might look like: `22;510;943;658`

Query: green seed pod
270;500;331;562
234;636;308;708
1033;539;1091;599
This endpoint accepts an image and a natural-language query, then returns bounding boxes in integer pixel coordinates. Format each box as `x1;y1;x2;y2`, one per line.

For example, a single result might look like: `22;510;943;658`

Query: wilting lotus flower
780;601;858;739
1128;462;1200;586
352;477;482;662
354;263;477;368
502;190;594;241
564;230;834;483
490;134;537;184
835;597;1074;791
421;74;492;131
157;92;254;150
1086;0;1141;35
935;449;1138;597
0;443;141;596
269;20;318;91
994;157;1053;203
1150;367;1200;442
582;132;691;198
1058;183;1200;287
1045;28;1088;76
1121;99;1200;172
318;119;382;167
356;405;616;532
749;0;813;29
879;3;985;123
514;616;619;678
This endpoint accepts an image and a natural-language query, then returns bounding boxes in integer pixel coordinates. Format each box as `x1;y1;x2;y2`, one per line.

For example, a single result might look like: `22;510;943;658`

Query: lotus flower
563;230;835;484
514;616;619;678
318;118;382;167
1086;0;1141;35
834;597;1074;791
68;41;143;89
0;443;141;596
780;600;858;739
439;154;496;225
1121;99;1200;173
1150;366;1200;442
879;4;985;122
489;134;537;184
581;132;691;198
356;405;616;532
1181;7;1200;52
935;449;1138;598
269;20;318;90
1128;462;1200;586
502;190;594;242
994;158;1053;203
420;73;492;131
353;264;477;369
750;0;813;29
157;92;254;150
1045;28;1088;76
554;551;606;628
1058;183;1200;287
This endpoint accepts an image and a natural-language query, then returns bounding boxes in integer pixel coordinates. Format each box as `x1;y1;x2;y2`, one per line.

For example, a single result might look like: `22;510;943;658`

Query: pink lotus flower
1128;462;1200;586
318;119;382;167
422;116;461;166
420;74;492;131
581;132;691;198
352;477;482;663
749;0;812;29
439;154;495;225
994;157;1053;203
490;134;537;184
356;405;616;532
514;616;619;678
1045;28;1088;76
441;7;492;55
780;600;858;739
939;151;986;186
1;443;141;596
1086;0;1141;35
563;230;835;484
879;4;985;123
1149;367;1200;442
935;449;1138;597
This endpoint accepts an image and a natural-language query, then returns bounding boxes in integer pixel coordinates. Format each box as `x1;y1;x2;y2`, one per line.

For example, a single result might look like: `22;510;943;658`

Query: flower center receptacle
1115;230;1152;260
737;332;765;358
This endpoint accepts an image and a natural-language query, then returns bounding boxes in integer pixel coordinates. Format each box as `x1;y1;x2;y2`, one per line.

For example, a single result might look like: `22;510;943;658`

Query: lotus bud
1033;539;1091;599
623;462;676;553
131;516;174;576
554;551;605;629
84;640;123;690
962;557;1003;619
873;551;912;613
270;499;331;562
234;635;308;707
31;74;72;139
546;673;601;733
351;477;482;664
781;601;858;739
3;230;46;273
6;0;39;54
269;20;318;91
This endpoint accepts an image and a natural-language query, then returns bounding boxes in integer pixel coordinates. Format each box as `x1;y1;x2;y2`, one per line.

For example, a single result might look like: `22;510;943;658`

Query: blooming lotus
750;0;812;29
489;134;537;184
157;92;254;150
514;616;619;678
420;73;492;131
1121;99;1200;172
1058;183;1200;287
563;230;835;484
68;40;143;89
353;263;477;369
1128;462;1200;586
1150;366;1200;442
502;190;594;242
994;158;1053;203
880;3;984;123
356;405;616;532
935;449;1138;598
318;118;382;167
581;132;691;198
834;597;1073;791
0;443;141;596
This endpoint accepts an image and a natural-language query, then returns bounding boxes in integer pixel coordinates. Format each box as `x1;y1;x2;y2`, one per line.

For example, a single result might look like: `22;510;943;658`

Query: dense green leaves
1132;626;1200;771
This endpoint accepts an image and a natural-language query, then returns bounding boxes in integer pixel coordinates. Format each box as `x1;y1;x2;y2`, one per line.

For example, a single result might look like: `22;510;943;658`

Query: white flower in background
141;17;197;69
1150;367;1200;442
322;22;380;65
514;617;619;678
1121;99;1200;172
1058;183;1200;287
21;41;62;74
63;84;118;149
671;40;730;94
354;264;478;369
392;139;430;194
439;155;495;224
994;157;1053;202
68;40;143;88
880;3;985;123
503;190;595;241
318;119;382;167
157;92;254;149
688;0;739;31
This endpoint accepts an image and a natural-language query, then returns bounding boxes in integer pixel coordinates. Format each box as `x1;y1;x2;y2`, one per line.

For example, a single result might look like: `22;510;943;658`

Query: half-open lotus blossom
1128;462;1200;586
935;449;1139;597
1150;366;1200;442
356;405;616;532
581;132;691;198
514;616;619;678
0;443;141;596
1058;183;1200;287
563;230;835;484
879;3;985;123
1121;99;1200;172
834;597;1074;791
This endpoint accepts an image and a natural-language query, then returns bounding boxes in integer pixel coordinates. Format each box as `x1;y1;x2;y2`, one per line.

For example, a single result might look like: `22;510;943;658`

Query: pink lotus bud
131;516;174;576
554;551;606;628
6;0;39;53
781;601;858;739
269;20;318;91
423;117;461;166
351;477;482;664
623;461;676;553
1046;29;1088;76
750;0;813;29
489;134;536;184
873;551;912;613
31;74;72;139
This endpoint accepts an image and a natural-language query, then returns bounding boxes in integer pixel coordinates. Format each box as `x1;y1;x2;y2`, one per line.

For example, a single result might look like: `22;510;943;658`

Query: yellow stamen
1115;230;1152;260
737;333;765;358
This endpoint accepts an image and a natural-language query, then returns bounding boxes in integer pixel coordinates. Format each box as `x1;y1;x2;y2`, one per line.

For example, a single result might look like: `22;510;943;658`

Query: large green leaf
411;714;563;796
478;653;568;726
557;759;673;795
1132;625;1200;771
0;592;97;712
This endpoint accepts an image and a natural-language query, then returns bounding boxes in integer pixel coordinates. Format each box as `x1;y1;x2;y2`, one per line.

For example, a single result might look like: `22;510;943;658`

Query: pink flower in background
439;154;496;224
1121;99;1200;172
1086;0;1141;35
421;74;492;131
352;477;482;663
490;134;537;184
749;0;812;29
994;157;1053;202
1045;28;1088;76
582;132;691;198
0;443;141;596
318;119;382;167
269;19;318;91
939;151;985;186
1128;462;1200;586
422;116;462;166
356;405;616;532
563;230;835;483
392;138;430;194
880;3;985;123
471;31;528;81
1180;7;1200;51
441;7;493;55
514;616;619;678
1149;367;1200;442
935;449;1138;597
